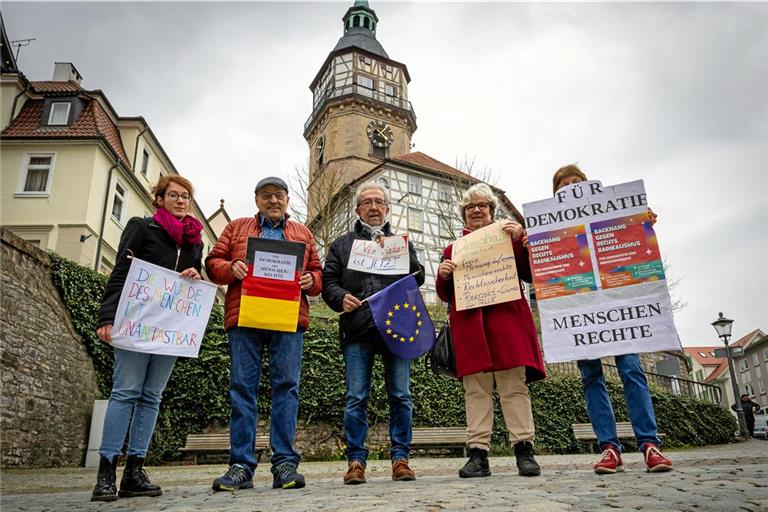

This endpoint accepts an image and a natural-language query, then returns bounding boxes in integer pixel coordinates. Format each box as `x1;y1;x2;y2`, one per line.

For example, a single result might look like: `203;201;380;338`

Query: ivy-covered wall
49;254;737;465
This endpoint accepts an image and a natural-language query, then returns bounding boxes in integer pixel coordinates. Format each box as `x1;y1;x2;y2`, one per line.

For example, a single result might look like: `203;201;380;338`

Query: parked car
754;406;768;440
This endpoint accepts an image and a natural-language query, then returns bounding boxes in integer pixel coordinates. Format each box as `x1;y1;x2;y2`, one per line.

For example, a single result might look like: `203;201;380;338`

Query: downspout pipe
8;82;31;127
94;160;119;271
131;126;149;172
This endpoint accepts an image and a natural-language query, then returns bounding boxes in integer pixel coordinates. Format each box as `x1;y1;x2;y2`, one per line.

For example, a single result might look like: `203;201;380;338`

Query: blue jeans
227;327;303;471
99;348;177;459
578;353;661;452
343;341;413;463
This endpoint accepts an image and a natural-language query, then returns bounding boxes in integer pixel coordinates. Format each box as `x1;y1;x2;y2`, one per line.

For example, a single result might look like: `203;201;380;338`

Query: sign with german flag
238;237;305;332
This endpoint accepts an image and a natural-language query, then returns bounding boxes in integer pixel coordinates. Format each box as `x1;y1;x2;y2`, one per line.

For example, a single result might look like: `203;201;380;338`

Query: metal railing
304;84;417;132
548;361;723;404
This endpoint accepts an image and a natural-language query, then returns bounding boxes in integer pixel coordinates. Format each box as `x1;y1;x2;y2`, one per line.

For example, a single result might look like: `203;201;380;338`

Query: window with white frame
141;149;150;176
415;248;425;265
408;207;423;232
753;353;760;367
385;84;397;97
759;380;766;395
19;154;54;193
439;183;451;202
47;102;71;125
111;182;127;223
745;383;755;396
764;348;768;363
356;74;373;89
408;175;422;196
739;359;749;372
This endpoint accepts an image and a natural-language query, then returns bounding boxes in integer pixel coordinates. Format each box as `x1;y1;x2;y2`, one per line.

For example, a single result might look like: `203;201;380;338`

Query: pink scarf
153;207;203;246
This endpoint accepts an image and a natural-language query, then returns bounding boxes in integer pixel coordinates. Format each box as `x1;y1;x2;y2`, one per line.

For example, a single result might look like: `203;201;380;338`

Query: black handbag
427;320;456;379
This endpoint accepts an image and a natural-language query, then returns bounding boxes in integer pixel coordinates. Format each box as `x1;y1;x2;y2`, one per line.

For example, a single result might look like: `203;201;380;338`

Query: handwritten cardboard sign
523;179;681;363
111;258;217;358
452;222;520;311
347;234;410;275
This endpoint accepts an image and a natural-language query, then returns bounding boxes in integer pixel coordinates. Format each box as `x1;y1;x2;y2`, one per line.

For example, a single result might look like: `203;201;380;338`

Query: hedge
49;253;736;463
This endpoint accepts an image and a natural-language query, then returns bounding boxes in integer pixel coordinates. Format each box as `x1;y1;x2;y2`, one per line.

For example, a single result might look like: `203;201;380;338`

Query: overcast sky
3;1;766;348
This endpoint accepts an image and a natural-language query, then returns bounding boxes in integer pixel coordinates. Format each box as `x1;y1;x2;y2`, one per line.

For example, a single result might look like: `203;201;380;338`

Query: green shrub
49;254;736;463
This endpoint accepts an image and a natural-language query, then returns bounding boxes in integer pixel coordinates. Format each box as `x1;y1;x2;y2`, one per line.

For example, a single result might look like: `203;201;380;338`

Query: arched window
363;17;370;29
353;16;360;27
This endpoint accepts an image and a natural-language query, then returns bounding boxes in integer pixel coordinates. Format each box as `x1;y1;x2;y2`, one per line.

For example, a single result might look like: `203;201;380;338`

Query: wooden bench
180;433;270;464
411;427;467;457
572;422;665;452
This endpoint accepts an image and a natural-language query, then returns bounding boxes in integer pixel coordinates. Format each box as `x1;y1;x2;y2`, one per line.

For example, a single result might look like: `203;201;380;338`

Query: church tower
304;1;417;216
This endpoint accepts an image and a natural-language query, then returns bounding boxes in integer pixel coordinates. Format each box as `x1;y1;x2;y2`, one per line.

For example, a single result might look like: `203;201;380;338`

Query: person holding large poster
205;176;322;492
435;183;546;479
92;176;203;502
322;181;424;485
550;164;672;474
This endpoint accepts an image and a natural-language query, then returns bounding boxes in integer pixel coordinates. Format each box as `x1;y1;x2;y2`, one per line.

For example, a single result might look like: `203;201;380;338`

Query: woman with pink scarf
91;176;203;502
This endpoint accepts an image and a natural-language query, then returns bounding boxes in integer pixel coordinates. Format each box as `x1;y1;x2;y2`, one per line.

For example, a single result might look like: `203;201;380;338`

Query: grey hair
355;181;390;206
458;183;498;224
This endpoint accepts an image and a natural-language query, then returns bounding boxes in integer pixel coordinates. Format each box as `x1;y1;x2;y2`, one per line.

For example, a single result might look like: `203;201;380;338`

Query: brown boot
343;460;366;485
392;459;416;481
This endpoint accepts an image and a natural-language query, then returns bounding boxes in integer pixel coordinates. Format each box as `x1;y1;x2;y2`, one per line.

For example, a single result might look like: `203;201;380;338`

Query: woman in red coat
435;183;546;479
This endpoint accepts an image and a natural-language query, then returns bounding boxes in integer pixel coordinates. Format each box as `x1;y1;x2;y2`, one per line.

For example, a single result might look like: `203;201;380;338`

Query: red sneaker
643;444;673;473
594;446;624;474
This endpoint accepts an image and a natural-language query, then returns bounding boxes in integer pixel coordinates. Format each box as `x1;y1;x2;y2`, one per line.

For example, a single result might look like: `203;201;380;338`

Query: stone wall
1;228;99;468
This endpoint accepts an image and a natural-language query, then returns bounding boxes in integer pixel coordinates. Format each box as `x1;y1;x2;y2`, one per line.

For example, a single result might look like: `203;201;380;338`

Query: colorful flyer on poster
591;215;664;289
238;238;305;332
529;225;596;299
523;179;681;363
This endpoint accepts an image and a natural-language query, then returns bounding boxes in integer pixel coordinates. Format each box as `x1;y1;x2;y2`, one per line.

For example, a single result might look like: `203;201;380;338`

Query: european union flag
367;274;436;360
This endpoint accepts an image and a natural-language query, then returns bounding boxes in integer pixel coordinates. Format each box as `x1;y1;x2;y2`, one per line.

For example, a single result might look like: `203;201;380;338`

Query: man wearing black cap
206;176;323;492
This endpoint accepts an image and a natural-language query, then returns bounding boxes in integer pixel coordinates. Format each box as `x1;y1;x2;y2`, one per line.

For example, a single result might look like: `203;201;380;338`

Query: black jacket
322;220;425;346
98;216;203;326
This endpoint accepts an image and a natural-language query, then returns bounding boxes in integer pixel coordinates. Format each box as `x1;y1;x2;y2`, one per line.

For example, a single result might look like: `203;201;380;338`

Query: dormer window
47;102;71;126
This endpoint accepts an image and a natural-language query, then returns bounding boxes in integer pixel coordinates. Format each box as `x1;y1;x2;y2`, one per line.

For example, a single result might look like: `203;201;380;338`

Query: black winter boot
514;441;541;477
118;455;162;497
91;455;118;502
458;447;491;478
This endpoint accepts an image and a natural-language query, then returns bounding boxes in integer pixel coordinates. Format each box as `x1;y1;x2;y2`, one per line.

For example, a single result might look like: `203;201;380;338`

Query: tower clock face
366;120;394;148
315;135;325;161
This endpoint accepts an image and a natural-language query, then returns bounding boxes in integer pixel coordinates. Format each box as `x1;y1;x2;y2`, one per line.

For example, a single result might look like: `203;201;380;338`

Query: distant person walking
92;175;203;502
733;393;761;438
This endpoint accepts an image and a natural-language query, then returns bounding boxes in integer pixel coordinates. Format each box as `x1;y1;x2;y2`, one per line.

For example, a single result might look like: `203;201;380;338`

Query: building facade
1;60;220;274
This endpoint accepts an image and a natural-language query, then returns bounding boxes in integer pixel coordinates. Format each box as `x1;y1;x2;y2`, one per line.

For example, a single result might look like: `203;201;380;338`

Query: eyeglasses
258;192;287;201
464;202;490;212
166;192;191;202
358;198;388;208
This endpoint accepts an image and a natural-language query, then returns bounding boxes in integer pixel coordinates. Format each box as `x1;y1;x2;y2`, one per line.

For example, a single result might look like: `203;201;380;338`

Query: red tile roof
1;97;130;167
30;80;84;93
683;346;725;367
389;151;475;182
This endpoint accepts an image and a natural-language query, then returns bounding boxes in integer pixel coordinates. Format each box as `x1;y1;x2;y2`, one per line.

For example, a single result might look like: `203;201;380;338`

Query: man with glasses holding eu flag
322;181;424;485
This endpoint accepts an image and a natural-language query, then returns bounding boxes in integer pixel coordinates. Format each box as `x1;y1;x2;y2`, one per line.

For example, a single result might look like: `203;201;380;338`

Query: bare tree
664;258;688;313
290;160;353;258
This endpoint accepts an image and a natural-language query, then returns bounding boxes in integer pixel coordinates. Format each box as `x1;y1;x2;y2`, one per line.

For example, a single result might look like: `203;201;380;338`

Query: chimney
52;62;82;84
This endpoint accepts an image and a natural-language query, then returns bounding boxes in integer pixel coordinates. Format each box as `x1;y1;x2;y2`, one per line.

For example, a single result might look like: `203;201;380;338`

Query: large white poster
111;258;217;358
523;180;681;363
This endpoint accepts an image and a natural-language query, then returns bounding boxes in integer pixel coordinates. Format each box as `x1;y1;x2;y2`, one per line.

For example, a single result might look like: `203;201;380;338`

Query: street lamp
711;312;749;439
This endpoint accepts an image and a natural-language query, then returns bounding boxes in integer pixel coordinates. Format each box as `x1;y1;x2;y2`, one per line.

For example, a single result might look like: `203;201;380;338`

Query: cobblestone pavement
1;441;766;512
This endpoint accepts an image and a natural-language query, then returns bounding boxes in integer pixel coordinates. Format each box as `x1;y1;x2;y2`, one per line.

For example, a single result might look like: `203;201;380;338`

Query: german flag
238;238;305;332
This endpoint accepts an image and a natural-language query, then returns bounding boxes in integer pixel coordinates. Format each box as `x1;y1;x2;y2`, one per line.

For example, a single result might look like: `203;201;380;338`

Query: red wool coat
435;234;546;382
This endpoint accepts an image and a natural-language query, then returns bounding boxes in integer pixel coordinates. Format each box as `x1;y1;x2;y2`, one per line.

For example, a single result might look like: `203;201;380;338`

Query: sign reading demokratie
452;221;521;311
523;180;681;363
112;257;217;358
